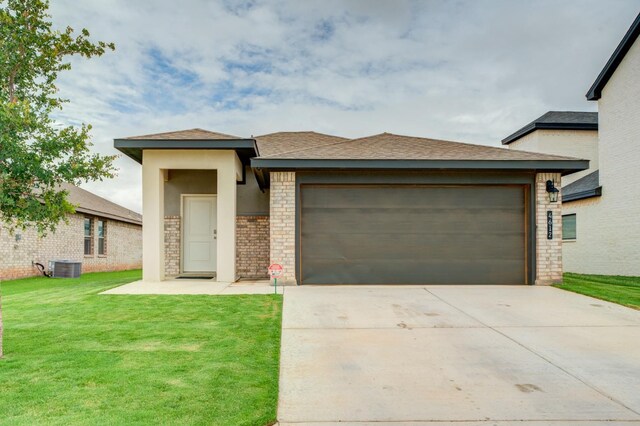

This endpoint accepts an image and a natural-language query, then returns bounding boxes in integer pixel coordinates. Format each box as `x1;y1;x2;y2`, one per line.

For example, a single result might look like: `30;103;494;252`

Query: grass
0;270;283;426
555;272;640;310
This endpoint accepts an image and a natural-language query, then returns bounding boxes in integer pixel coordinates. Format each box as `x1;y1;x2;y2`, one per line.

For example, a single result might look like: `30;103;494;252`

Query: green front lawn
0;270;282;426
555;272;640;310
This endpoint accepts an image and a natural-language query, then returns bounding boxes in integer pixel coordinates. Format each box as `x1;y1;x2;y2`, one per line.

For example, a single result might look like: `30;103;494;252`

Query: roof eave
563;186;603;203
502;122;598;145
113;138;258;164
251;158;589;176
73;206;142;226
586;13;640;101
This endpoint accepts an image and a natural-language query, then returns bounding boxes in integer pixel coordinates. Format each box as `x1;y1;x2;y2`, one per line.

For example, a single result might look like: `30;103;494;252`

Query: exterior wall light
546;180;559;203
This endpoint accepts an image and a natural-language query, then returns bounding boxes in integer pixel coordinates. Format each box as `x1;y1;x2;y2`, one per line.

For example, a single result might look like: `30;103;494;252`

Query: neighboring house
505;12;640;275
0;183;142;280
114;129;587;286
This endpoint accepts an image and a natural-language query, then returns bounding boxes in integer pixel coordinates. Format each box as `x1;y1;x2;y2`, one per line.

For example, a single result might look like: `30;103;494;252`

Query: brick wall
535;172;563;285
164;216;181;277
236;216;269;279
0;214;142;281
270;171;297;284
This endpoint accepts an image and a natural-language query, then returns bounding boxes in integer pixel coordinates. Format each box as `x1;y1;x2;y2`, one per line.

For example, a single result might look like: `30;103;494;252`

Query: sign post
268;263;283;295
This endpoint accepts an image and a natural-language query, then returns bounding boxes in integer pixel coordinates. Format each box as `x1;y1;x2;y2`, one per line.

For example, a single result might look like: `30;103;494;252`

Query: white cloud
47;0;640;212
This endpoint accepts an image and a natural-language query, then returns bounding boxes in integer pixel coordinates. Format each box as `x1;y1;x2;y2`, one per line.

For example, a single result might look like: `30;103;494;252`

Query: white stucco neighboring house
505;12;640;275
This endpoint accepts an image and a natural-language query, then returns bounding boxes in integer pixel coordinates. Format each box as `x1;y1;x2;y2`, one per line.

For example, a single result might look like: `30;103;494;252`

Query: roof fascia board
114;138;258;164
586;13;640;101
502;122;598;145
251;158;589;174
114;138;256;150
74;206;142;225
563;186;603;203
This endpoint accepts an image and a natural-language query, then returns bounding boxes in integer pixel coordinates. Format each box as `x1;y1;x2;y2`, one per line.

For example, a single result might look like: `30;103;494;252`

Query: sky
49;0;640;213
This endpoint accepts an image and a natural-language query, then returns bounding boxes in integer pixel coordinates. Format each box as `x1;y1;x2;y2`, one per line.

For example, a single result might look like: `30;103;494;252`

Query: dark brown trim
587;12;640;100
563;186;603;202
114;138;258;164
502;121;597;145
252;158;588;175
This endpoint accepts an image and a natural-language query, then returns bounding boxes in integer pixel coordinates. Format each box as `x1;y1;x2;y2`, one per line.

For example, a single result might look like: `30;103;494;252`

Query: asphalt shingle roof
61;183;142;225
116;128;586;169
502;111;598;145
254;131;348;157
563;170;602;202
260;132;582;162
122;128;241;140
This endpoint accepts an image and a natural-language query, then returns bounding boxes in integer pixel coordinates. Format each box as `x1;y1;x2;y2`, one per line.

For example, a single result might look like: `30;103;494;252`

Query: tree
0;0;116;358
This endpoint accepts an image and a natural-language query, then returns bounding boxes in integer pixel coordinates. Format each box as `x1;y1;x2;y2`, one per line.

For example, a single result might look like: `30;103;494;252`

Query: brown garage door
300;185;527;285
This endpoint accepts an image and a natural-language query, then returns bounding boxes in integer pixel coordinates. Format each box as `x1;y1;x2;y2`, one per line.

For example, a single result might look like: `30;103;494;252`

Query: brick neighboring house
0;183;142;280
505;12;640;276
114;128;587;286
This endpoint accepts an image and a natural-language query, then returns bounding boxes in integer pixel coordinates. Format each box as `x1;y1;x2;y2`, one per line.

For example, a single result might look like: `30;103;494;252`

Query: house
114;129;587;285
504;12;640;276
0;183;142;280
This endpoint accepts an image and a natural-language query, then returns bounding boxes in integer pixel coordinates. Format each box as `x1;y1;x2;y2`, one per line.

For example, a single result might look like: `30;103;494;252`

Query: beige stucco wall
142;149;242;282
508;129;598;185
0;214;142;280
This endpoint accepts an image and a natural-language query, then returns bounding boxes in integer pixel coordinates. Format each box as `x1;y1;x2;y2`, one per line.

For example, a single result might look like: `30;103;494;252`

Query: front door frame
180;194;217;274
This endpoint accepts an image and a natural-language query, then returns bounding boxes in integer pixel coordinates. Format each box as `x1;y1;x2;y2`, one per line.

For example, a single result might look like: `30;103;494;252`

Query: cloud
47;0;640;212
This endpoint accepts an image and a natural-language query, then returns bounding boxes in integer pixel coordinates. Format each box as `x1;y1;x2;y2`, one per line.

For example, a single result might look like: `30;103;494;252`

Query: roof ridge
121;128;241;140
255;130;346;138
342;132;534;155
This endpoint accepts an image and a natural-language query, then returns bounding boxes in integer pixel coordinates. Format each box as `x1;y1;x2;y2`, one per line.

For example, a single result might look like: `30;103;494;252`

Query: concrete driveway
278;285;640;425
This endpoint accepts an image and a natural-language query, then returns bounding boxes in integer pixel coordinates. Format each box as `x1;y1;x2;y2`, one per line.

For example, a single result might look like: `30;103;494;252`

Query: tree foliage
0;0;116;234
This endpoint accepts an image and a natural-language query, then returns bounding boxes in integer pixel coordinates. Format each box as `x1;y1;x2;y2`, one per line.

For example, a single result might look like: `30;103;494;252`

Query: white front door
182;195;217;273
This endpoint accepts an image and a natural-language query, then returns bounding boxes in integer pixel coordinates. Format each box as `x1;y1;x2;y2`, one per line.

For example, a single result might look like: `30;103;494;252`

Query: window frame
562;213;577;241
84;217;94;256
97;219;107;256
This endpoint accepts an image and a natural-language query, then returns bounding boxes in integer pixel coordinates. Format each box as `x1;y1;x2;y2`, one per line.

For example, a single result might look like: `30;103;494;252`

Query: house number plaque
547;211;553;240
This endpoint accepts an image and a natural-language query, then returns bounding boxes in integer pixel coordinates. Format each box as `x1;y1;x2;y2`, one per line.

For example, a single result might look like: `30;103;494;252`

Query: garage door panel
303;186;523;209
302;208;523;235
303;258;526;285
300;185;527;285
302;233;524;260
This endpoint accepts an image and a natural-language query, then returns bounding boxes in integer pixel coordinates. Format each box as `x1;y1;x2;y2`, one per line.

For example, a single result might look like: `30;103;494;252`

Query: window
84;217;94;255
98;219;107;255
562;214;576;240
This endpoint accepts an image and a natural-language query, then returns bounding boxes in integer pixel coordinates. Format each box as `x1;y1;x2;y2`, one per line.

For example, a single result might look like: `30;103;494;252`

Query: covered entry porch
114;130;258;282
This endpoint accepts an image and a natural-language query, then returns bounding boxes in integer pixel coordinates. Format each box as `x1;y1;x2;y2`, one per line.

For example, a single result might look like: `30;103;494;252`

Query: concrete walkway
278;285;640;425
100;279;284;295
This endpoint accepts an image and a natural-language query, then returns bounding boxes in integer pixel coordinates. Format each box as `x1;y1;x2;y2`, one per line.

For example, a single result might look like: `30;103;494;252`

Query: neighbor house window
97;219;107;255
562;214;576;240
84;217;94;255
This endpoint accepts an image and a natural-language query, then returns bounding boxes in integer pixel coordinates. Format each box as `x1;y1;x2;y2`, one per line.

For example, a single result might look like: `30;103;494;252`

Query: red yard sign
268;263;283;278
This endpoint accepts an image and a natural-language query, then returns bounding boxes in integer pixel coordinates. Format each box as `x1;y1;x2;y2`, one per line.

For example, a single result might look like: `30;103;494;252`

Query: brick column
270;172;297;285
236;215;270;279
164;216;180;277
535;172;563;285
